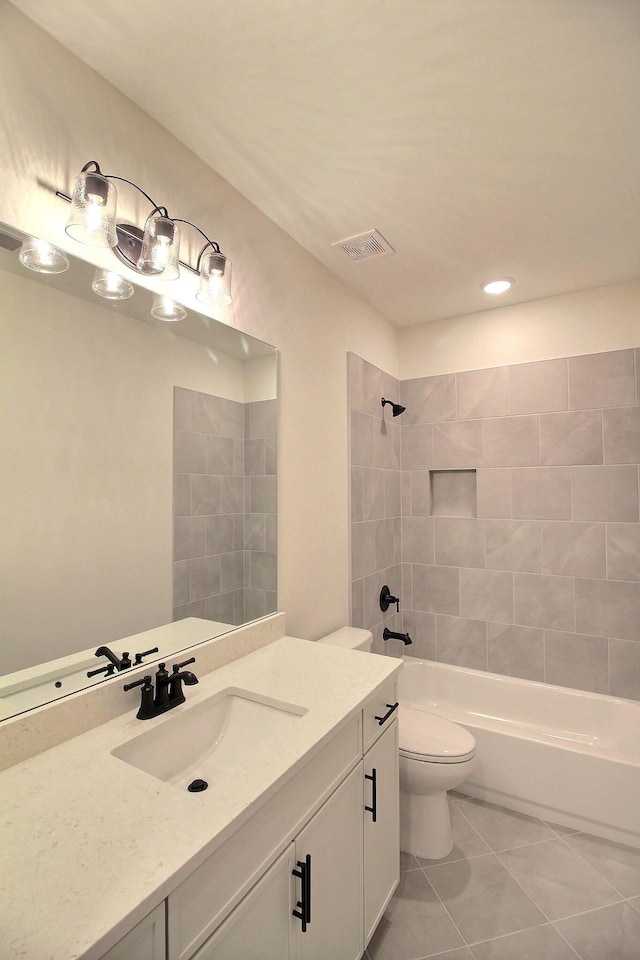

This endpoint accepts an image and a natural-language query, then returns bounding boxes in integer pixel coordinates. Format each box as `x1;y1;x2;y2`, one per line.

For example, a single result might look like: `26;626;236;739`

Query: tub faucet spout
383;627;413;645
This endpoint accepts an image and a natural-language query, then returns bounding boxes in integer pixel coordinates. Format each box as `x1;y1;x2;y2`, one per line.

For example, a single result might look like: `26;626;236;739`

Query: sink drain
188;778;208;793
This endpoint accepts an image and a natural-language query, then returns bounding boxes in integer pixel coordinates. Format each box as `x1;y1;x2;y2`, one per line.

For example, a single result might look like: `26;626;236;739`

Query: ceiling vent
332;229;395;262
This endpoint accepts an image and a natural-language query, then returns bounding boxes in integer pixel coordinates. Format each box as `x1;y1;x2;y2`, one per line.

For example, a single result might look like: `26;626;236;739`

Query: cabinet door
293;763;363;960
363;719;399;945
100;902;166;960
192;845;296;960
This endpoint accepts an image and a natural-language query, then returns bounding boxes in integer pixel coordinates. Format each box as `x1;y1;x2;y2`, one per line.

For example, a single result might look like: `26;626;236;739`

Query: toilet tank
317;627;373;652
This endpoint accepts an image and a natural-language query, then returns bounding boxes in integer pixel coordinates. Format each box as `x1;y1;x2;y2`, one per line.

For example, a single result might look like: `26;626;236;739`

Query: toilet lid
399;705;476;762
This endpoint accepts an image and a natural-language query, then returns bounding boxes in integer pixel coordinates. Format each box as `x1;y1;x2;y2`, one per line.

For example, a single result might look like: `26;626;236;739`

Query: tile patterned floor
366;795;640;960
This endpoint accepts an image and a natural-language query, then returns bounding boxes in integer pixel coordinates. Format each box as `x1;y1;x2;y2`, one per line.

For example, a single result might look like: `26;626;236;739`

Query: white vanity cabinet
363;716;399;944
100;903;166;960
200;765;364;960
166;680;398;960
167;716;363;960
294;762;363;960
190;845;297;959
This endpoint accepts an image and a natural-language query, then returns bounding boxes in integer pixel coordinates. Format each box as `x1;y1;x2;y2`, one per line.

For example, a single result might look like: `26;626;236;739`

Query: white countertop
0;636;400;960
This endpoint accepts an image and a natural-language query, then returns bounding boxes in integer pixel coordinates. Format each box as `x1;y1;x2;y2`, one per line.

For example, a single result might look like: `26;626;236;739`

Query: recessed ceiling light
483;278;514;295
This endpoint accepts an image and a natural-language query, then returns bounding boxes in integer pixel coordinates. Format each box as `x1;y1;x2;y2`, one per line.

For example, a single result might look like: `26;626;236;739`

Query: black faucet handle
123;675;158;720
173;656;196;671
123;675;152;692
134;646;159;665
87;663;115;678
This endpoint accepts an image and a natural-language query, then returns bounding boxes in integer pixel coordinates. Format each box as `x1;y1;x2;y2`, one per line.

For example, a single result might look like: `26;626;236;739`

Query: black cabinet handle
292;854;311;932
374;701;399;725
365;767;378;823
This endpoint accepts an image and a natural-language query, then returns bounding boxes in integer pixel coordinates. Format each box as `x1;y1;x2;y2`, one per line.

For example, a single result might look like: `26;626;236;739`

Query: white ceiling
10;0;640;327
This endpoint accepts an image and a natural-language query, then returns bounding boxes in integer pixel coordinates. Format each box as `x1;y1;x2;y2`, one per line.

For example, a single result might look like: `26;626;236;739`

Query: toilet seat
399;704;476;764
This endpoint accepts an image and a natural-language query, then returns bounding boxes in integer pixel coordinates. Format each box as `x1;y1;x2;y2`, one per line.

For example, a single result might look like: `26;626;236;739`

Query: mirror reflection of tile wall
173;388;277;626
349;348;640;701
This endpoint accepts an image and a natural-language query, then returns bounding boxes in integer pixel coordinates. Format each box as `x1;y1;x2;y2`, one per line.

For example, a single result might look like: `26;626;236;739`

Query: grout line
555;833;630;901
464;919;581;959
416;863;472;951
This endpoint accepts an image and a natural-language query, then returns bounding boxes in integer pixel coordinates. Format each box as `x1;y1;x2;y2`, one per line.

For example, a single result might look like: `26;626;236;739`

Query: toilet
318;627;476;860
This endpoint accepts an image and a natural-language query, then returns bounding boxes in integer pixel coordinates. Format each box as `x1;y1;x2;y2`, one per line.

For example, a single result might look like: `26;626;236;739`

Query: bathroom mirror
0;221;277;720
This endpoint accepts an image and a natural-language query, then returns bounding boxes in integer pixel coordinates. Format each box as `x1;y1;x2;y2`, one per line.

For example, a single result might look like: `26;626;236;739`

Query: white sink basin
111;687;307;791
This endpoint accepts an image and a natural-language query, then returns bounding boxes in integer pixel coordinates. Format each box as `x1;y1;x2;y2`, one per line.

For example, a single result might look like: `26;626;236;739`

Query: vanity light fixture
91;269;134;300
482;278;514;295
18;237;69;274
58;160;232;304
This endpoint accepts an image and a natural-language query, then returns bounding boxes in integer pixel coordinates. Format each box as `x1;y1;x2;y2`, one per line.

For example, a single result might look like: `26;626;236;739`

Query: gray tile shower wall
173;388;276;627
349;348;640;700
349;354;404;645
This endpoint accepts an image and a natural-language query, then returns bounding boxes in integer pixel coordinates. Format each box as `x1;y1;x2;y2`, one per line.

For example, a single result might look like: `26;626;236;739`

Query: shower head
381;397;406;417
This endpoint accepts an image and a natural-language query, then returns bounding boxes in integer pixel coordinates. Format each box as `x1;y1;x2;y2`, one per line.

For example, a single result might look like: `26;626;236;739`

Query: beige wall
400;282;640;379
0;3;398;643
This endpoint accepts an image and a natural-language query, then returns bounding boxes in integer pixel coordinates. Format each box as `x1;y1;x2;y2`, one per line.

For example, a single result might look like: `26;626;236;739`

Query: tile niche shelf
430;469;477;518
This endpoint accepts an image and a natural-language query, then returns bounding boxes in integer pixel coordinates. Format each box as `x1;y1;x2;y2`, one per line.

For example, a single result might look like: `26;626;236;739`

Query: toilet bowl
399;704;476;859
317;627;476;860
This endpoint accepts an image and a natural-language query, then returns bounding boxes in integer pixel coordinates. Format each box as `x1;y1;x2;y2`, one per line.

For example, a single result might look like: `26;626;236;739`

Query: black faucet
383;627;413;645
123;658;199;720
88;645;132;677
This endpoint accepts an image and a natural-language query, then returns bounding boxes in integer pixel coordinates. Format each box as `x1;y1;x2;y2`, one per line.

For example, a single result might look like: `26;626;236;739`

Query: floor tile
469;923;577;960
456;798;557;851
555;900;640;960
425;950;475;960
425;853;545;943
416;805;491;866
367;869;465;960
563;832;640;898
497;838;621;920
401;851;420;872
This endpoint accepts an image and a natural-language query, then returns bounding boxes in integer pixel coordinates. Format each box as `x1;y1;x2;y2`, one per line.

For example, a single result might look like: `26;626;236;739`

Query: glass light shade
151;294;186;322
91;269;134;300
65;170;118;247
136;213;180;279
196;252;232;306
18;237;69;274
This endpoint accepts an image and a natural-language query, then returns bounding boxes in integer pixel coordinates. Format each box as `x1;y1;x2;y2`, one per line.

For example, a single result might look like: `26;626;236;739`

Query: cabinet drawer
168;716;361;960
362;679;398;752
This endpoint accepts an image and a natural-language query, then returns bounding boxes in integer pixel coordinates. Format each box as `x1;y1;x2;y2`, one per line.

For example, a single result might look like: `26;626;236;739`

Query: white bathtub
399;658;640;849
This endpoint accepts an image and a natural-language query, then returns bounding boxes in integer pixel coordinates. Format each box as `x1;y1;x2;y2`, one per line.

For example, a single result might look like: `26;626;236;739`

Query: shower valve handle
379;585;400;613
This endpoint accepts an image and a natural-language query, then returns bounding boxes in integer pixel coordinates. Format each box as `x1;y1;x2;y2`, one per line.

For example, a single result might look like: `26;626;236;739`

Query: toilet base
400;789;454;860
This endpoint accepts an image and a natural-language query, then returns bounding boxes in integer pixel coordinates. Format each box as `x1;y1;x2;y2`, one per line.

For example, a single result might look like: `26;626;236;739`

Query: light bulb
65;169;117;248
196;252;232;306
137;214;180;279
